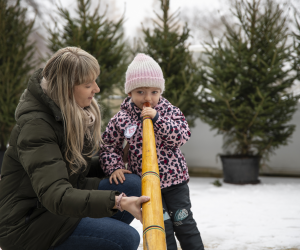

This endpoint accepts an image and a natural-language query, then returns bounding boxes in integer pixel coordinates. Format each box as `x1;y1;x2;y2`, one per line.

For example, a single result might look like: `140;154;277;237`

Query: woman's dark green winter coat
0;69;118;250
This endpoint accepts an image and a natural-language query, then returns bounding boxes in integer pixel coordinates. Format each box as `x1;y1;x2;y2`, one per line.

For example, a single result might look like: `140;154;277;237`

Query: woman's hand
141;107;157;119
109;169;132;184
116;196;150;223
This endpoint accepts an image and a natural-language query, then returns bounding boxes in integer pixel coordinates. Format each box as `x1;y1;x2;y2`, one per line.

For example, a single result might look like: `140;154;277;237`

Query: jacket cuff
152;112;159;124
109;191;120;214
107;166;125;176
153;114;163;131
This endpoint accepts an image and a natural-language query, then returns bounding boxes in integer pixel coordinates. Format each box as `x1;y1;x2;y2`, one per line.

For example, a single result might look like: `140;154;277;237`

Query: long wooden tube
141;102;167;250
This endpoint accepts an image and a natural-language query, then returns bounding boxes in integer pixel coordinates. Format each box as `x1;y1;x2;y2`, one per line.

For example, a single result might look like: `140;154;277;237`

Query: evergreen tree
47;0;128;125
142;0;201;127
293;12;300;83
199;0;300;161
0;0;36;151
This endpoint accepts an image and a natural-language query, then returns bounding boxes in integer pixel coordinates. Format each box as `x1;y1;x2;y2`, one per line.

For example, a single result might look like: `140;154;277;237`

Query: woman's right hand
109;169;132;184
118;196;150;223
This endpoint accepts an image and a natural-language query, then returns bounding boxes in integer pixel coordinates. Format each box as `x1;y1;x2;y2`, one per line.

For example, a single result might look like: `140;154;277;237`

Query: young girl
100;53;205;250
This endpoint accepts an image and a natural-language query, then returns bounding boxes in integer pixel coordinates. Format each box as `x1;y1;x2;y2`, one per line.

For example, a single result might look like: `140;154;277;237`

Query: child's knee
171;208;198;232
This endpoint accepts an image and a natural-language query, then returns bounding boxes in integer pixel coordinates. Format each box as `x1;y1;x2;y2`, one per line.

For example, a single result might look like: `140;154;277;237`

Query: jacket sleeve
99;117;126;176
153;106;191;148
17;119;118;218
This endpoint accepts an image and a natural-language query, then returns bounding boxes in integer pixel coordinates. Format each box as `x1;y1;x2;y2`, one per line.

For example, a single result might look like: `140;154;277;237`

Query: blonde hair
42;47;101;174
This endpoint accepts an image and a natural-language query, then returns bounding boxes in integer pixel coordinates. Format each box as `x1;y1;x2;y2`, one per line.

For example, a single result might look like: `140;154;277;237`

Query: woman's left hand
141;107;157;119
116;196;150;223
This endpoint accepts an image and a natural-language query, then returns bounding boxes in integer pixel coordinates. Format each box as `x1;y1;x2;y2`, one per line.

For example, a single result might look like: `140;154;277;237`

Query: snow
0;176;299;250
131;176;300;250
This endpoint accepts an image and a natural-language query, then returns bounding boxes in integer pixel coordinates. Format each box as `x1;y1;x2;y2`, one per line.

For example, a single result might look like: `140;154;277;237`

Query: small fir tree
199;0;300;161
293;12;300;84
47;0;128;125
0;0;36;152
142;0;201;127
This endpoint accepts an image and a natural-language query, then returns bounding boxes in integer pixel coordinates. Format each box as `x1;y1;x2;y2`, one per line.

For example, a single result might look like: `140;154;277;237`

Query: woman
0;47;148;250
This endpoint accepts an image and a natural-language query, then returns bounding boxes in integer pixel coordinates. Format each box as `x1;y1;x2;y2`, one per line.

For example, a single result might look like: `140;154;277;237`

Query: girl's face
128;87;161;109
73;79;100;108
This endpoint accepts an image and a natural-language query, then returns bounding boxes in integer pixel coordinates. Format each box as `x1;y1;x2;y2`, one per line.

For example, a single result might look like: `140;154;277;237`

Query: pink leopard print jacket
99;97;191;189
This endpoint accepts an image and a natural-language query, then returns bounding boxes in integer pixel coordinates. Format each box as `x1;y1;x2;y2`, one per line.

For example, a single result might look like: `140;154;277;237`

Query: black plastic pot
220;155;260;184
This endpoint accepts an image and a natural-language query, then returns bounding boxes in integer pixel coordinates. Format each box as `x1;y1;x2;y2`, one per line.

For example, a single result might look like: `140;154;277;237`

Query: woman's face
73;79;100;108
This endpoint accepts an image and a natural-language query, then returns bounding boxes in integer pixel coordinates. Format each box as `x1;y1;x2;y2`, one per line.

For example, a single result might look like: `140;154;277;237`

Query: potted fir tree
198;0;300;184
0;0;36;172
293;9;300;84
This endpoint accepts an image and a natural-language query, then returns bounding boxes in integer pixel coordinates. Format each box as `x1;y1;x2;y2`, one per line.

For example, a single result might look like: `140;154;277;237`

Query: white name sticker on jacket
124;124;137;138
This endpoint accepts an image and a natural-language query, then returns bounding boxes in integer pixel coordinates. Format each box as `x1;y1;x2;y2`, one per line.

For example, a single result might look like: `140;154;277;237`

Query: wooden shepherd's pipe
141;102;167;250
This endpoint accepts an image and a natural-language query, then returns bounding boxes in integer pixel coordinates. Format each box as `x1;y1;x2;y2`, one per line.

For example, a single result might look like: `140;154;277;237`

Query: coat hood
15;68;63;122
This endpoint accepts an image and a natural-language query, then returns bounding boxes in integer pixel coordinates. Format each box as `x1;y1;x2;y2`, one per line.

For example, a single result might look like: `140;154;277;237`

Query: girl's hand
110;169;132;184
116;196;150;223
141;107;157;119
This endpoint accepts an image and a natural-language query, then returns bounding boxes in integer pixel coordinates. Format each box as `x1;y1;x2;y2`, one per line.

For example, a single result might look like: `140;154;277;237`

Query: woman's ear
128;92;132;97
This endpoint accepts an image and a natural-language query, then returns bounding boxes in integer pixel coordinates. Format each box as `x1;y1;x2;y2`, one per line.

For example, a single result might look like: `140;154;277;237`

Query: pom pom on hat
125;53;165;94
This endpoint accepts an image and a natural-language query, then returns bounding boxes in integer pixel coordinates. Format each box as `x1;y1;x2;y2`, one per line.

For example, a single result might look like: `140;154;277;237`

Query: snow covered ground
0;176;298;250
132;176;300;250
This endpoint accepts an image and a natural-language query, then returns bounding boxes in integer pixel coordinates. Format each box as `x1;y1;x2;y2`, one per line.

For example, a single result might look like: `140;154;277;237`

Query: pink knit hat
125;53;165;94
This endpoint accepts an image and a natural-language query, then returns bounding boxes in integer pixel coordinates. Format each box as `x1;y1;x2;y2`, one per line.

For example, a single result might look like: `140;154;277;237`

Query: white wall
181;119;223;170
181;104;300;176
